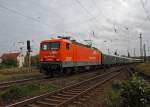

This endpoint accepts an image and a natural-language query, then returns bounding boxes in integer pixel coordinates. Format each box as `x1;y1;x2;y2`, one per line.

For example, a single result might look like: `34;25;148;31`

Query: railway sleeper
79;94;93;101
70;88;84;91
43;98;62;104
78;98;87;102
71;92;101;106
56;93;74;98
68;91;101;107
82;95;91;99
35;101;57;107
71;101;84;107
50;95;69;100
66;90;82;93
26;103;41;107
62;91;78;95
75;86;92;90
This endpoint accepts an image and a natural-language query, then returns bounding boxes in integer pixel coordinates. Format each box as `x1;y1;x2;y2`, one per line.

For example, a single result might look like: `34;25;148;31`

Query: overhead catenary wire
74;0;113;41
90;0;130;32
74;0;108;31
0;0;96;31
0;1;112;38
30;0;114;35
0;3;52;28
0;0;129;40
140;0;150;22
75;0;132;43
0;0;146;56
75;0;132;50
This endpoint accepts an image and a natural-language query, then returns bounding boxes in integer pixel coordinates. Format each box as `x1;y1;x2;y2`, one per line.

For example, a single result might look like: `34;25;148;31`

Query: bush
22;84;40;96
2;59;17;67
112;80;122;90
0;83;58;104
26;84;40;91
1;84;41;102
105;75;150;107
106;90;121;107
1;85;26;102
120;75;148;107
47;83;58;91
0;64;2;69
24;55;39;68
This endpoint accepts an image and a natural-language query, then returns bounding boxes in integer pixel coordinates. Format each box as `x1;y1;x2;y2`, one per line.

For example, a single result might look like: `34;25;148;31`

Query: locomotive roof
72;40;99;51
41;38;100;52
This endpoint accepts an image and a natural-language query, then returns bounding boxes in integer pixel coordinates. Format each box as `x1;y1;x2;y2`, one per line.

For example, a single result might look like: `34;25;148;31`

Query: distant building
1;52;25;68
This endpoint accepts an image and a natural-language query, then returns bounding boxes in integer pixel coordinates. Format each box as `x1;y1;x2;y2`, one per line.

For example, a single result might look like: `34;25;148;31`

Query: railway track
6;68;124;107
0;67;110;91
0;77;46;90
126;65;150;82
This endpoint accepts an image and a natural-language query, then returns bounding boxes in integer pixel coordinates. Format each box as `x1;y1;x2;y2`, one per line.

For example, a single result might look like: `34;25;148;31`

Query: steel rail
6;68;123;107
0;77;45;90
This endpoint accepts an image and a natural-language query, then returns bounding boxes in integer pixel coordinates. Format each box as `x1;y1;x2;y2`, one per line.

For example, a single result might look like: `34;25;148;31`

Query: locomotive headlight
56;58;60;61
40;58;46;62
40;58;44;62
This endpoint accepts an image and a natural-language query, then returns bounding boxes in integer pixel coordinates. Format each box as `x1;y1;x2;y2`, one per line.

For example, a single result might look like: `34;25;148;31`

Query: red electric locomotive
39;36;102;76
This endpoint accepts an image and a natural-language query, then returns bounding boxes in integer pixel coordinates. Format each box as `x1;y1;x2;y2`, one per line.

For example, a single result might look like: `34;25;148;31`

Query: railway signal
27;40;31;72
27;40;31;52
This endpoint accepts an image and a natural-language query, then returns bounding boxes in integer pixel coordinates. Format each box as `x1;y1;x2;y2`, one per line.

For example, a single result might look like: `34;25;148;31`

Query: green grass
1;85;26;102
0;67;39;75
105;89;121;107
0;73;43;82
0;67;41;82
136;63;150;76
0;83;58;103
104;75;150;107
104;81;122;107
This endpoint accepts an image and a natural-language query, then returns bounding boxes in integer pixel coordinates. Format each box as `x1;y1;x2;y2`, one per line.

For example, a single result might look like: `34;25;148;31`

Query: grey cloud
0;0;150;56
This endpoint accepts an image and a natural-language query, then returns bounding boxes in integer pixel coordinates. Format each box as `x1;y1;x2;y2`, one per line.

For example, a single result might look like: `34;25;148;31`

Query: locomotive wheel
50;71;54;77
57;69;64;76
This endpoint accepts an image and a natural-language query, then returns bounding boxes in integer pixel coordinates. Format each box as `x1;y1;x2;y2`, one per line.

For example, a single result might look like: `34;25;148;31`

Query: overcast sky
0;0;150;56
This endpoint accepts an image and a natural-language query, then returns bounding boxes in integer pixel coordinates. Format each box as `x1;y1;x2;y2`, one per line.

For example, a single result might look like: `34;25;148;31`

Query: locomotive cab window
41;42;60;50
41;43;48;50
49;42;60;49
66;43;70;50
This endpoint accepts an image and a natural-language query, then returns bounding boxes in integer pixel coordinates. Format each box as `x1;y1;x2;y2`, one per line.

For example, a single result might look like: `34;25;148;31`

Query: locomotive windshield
41;42;60;50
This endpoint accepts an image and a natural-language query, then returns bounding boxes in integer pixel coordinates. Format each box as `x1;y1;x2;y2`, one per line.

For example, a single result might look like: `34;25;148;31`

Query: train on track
39;36;141;76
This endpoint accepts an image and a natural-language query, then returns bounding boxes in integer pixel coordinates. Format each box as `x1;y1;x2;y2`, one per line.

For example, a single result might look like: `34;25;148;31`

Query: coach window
66;43;70;50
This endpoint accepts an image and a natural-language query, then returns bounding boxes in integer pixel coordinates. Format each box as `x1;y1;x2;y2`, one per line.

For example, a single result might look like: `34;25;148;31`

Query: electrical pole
114;51;117;55
134;48;136;57
143;44;146;62
139;33;143;60
92;31;95;37
107;48;110;54
127;50;130;57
